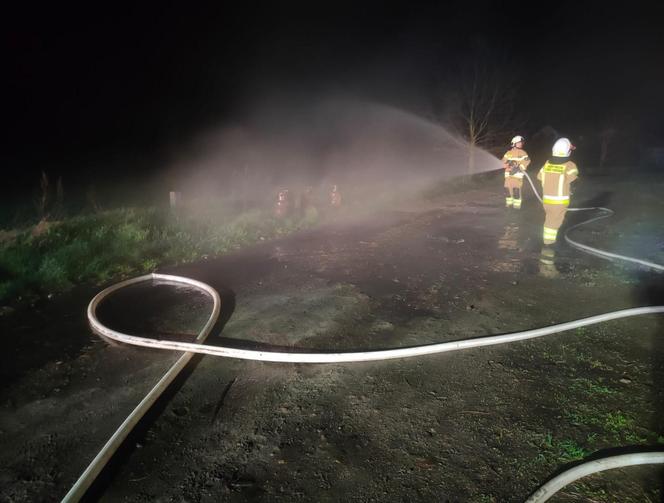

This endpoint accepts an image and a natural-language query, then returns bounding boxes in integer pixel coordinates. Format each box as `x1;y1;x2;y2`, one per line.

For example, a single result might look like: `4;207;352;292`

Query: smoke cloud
165;98;502;211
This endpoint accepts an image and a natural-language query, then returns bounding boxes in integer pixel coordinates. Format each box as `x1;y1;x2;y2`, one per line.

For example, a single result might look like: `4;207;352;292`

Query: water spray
63;173;664;502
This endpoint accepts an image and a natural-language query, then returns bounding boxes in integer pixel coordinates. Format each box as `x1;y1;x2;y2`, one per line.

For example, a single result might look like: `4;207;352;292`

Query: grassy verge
0;205;319;304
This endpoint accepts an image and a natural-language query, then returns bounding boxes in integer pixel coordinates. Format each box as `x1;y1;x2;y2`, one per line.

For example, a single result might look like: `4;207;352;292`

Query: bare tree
435;50;522;174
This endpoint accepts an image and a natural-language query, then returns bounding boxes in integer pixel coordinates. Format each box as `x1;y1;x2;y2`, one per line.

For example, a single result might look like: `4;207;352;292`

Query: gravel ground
1;172;663;502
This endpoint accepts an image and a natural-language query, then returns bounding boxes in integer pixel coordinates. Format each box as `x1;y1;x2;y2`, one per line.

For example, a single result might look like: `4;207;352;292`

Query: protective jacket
502;148;531;179
502;147;530;209
537;157;579;245
537;158;579;205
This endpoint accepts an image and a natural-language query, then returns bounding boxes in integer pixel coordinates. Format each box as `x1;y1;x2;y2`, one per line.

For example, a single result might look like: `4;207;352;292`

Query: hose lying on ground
523;170;664;272
87;282;662;364
524;452;664;503
62;275;221;503
64;174;664;502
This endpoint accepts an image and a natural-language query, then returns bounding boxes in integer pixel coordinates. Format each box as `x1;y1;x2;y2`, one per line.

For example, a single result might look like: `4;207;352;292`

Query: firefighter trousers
542;204;567;244
504;176;523;209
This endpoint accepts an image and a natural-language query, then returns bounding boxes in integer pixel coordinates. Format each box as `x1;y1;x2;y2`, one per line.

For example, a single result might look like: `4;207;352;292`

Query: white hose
525;452;664;503
520;169;664;501
87;289;664;362
62;274;220;503
64;174;664;502
523;170;664;272
564;209;664;271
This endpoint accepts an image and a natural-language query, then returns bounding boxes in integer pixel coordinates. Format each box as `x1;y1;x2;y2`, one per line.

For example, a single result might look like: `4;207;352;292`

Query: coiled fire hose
63;173;664;502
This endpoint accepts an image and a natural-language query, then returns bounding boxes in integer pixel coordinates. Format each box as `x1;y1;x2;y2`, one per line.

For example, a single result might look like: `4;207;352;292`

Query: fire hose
63;174;664;502
523;170;664;271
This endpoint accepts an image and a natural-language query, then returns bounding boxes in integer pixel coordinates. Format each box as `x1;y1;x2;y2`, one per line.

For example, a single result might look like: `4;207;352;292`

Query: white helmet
511;135;524;146
552;138;575;157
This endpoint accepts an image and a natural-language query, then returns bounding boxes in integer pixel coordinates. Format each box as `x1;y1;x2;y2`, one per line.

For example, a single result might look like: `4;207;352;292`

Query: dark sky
4;1;664;188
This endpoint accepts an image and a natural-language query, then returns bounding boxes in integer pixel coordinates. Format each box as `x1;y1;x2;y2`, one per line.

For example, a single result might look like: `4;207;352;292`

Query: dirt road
1;172;663;502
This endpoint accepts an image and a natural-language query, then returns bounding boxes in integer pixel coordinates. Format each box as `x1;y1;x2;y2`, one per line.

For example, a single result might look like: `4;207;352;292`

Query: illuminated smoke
165;99;502;209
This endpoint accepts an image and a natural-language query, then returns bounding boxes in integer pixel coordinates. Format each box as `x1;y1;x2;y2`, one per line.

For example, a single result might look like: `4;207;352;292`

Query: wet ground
1;172;664;502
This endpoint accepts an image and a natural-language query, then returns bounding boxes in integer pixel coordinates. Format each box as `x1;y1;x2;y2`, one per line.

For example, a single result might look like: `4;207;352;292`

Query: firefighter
502;135;531;209
330;184;341;208
275;189;290;217
537;138;579;245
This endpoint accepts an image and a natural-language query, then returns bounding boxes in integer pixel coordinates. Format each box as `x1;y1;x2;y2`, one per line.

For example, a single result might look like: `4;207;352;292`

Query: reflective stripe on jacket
537;160;579;205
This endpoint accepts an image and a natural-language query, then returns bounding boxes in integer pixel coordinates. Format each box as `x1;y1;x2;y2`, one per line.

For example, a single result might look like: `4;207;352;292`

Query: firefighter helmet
511;135;524;146
552;138;575;157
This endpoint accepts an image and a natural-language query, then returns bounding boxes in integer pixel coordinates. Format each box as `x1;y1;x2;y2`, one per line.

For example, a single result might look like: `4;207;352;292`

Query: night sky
4;1;664;192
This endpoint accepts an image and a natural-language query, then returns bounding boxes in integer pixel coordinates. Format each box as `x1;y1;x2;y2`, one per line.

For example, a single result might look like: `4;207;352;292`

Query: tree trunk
467;138;476;176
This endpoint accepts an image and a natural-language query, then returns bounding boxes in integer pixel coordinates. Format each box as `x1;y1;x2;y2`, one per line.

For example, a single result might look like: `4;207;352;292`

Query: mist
164;98;502;214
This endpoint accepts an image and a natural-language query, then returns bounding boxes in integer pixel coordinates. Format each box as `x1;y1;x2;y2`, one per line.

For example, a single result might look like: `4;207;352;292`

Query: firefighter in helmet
330;184;341;208
537;138;579;245
502;135;530;210
275;188;290;218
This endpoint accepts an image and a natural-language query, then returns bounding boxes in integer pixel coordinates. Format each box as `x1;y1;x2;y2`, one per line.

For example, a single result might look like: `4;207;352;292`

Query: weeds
569;378;615;396
473;495;497;503
574;351;613;371
603;411;633;432
556;439;589;461
0;205;319;303
540;432;588;462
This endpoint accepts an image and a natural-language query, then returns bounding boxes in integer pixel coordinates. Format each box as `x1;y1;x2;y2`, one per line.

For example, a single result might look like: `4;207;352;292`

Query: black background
4;1;664;192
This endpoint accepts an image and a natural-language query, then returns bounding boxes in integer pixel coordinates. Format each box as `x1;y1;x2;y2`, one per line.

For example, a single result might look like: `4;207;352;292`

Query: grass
564;406;635;432
541;432;589;462
0;205;319;304
472;495;497;503
569;378;615;396
556;439;589;461
603;411;633;432
564;407;634;432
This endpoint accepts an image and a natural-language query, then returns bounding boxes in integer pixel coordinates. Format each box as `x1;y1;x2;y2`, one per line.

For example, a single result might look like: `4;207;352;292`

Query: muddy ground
1;171;664;502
